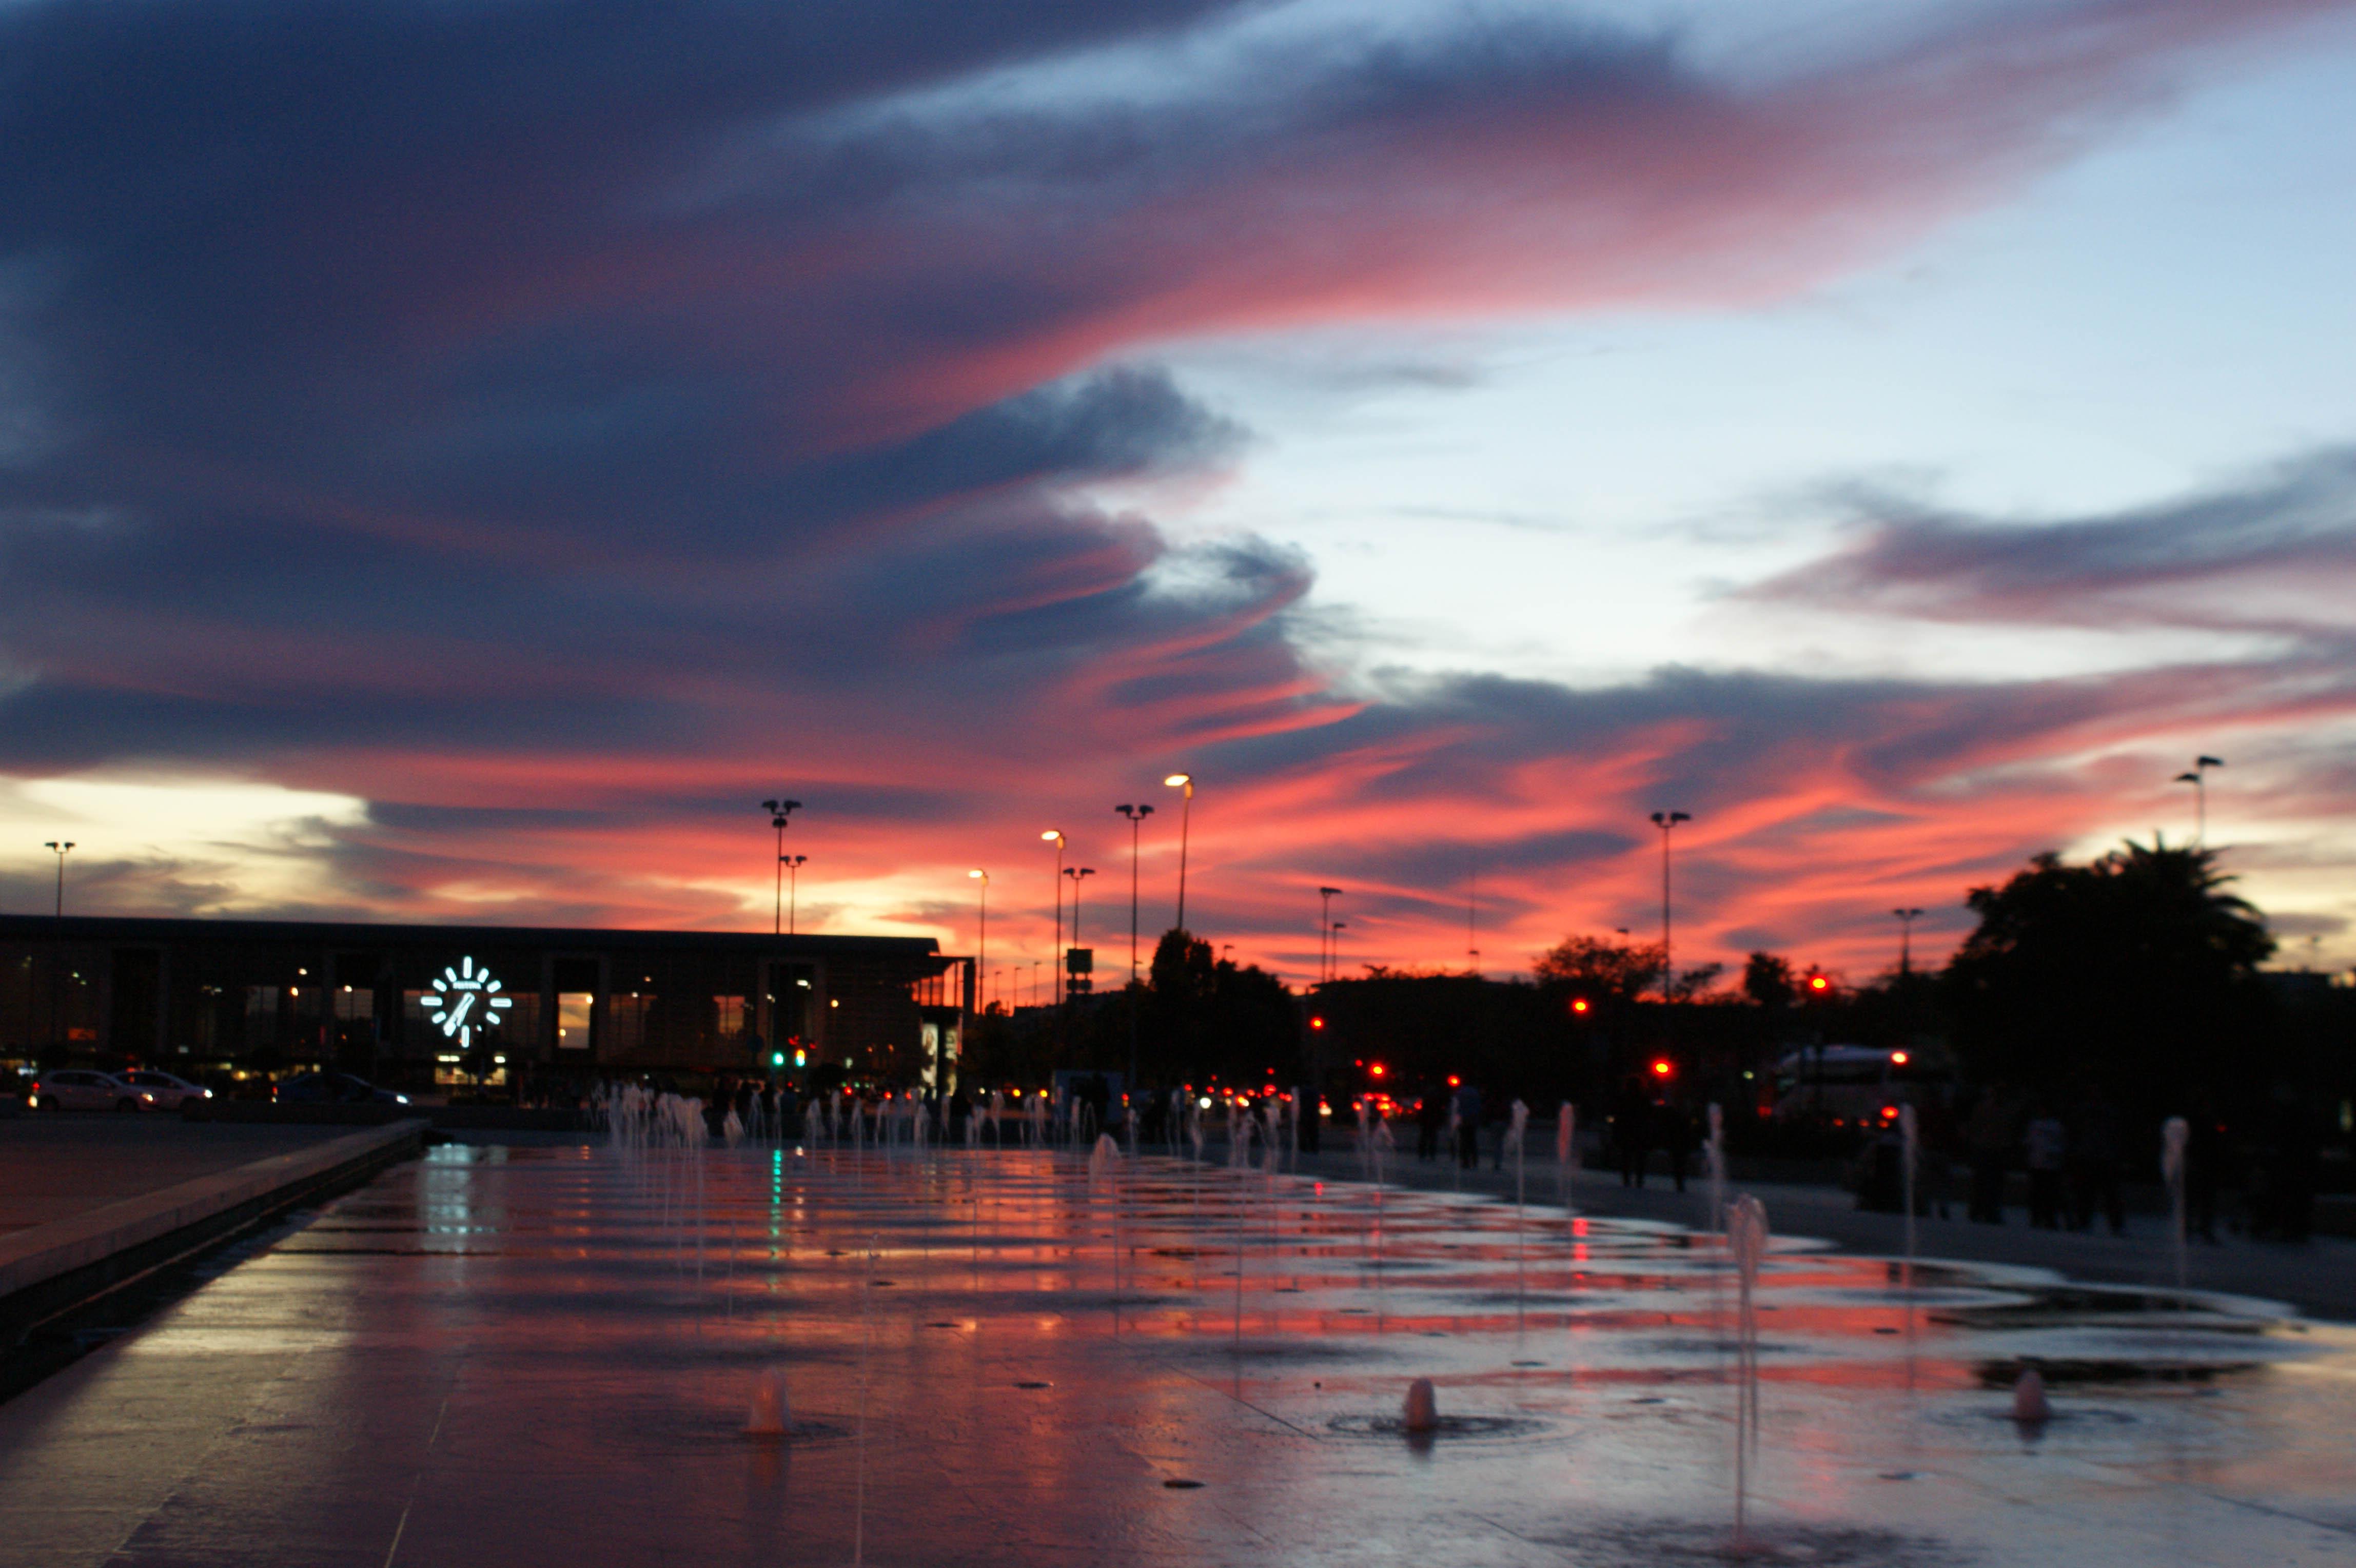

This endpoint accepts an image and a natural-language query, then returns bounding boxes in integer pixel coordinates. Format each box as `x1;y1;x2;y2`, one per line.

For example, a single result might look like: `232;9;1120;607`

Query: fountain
1555;1100;1576;1212
1899;1101;1919;1291
17;1108;2346;1568
741;1370;789;1437
1726;1192;1769;1550
2163;1115;2190;1290
1703;1102;1725;1236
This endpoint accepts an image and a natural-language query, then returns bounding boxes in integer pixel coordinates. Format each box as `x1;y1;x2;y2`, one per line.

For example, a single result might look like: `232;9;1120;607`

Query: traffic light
1651;1057;1674;1079
1309;1015;1325;1031
770;1051;786;1068
1570;997;1591;1015
1807;972;1832;996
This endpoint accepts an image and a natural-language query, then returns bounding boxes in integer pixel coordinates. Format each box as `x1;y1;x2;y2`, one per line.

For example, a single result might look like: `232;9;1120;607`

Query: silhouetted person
2024;1105;2066;1230
2067;1091;2125;1236
1452;1082;1483;1169
1661;1100;1694;1194
1416;1093;1444;1161
2185;1114;2224;1242
1964;1090;2013;1225
1614;1079;1654;1189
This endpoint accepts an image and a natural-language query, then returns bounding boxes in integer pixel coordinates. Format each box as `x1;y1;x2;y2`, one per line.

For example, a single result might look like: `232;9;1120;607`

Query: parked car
121;1069;215;1110
28;1069;155;1112
272;1072;410;1106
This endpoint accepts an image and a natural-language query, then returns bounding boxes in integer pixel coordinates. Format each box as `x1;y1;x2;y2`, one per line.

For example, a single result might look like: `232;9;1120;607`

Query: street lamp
1164;773;1194;932
1114;804;1154;984
1892;907;1925;977
761;799;801;935
2172;755;2224;847
781;854;808;934
1649;810;1691;1003
1063;866;1096;1000
43;841;74;919
969;869;989;1009
1042;830;1066;973
1318;887;1342;984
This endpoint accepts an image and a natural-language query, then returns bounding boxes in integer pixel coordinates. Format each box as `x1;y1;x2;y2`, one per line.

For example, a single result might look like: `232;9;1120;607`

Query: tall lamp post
969;869;989;1010
2173;755;2224;847
1892;907;1925;977
1330;921;1346;980
1164;773;1194;932
1114;805;1154;983
1042;830;1066;977
43;840;74;919
1318;886;1342;984
761;799;801;934
1063;866;1095;1007
1649;810;1691;1003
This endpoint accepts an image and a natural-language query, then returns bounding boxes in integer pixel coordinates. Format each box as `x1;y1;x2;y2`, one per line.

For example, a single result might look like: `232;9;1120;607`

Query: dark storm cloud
0;0;2348;961
1750;447;2356;638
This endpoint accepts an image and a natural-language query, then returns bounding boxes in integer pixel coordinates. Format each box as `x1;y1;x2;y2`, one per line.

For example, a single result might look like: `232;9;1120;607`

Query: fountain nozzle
1402;1378;1439;1433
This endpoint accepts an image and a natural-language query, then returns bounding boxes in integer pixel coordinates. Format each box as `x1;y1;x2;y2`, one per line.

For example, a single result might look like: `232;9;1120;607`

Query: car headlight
395;1093;410;1104
203;1088;214;1097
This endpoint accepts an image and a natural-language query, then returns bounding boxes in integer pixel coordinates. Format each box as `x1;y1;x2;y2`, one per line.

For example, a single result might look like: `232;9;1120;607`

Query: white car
121;1069;214;1110
28;1070;156;1112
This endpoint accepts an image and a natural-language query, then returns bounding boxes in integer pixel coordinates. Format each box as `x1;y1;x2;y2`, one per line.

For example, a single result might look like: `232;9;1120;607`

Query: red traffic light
1807;973;1831;993
1651;1058;1674;1078
1309;1015;1325;1030
1368;1062;1387;1079
1570;997;1591;1014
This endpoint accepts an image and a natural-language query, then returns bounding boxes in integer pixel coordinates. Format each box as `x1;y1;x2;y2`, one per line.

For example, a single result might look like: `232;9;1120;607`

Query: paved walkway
0;1117;350;1237
1280;1144;2356;1322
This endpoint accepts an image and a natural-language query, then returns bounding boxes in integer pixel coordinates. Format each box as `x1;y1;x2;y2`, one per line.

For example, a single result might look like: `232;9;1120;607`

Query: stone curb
0;1119;427;1346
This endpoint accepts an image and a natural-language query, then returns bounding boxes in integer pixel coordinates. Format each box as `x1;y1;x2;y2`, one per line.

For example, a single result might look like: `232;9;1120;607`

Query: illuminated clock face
429;956;513;1048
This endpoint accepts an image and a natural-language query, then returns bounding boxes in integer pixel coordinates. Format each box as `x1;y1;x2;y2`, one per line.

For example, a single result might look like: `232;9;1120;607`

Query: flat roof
0;913;940;959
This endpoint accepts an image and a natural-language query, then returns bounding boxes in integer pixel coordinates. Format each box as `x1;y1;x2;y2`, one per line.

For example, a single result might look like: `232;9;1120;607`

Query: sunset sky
4;0;2353;990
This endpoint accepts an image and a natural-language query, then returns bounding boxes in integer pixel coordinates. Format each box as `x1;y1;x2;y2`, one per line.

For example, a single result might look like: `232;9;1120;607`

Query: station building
0;915;972;1093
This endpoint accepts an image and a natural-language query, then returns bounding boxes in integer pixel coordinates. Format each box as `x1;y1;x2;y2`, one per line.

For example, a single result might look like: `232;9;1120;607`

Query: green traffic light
770;1051;786;1067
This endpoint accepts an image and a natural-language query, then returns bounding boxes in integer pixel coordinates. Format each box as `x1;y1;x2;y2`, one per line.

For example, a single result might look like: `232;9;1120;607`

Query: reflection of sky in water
6;1146;2351;1567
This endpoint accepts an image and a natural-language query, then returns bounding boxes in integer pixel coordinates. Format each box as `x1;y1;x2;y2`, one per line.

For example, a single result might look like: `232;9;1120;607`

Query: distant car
272;1071;409;1106
121;1069;215;1110
28;1069;155;1113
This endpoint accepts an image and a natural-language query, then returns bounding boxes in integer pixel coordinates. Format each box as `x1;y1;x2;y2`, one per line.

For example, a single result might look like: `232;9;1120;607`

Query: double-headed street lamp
1649;810;1691;1003
1165;773;1194;931
43;840;74;919
2173;755;2224;847
1892;907;1925;976
760;799;801;935
781;854;809;934
1114;803;1154;983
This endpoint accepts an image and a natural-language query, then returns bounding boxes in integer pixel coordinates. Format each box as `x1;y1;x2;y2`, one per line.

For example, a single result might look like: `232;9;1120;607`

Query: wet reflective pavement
1;1143;2351;1566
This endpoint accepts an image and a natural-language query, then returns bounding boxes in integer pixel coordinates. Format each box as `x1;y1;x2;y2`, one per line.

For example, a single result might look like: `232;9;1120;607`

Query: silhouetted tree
1534;933;1662;1003
1742;951;1797;1009
1943;839;2274;1123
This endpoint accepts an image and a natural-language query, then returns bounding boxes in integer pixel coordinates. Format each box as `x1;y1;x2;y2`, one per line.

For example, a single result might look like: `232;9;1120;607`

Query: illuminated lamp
1446;1075;1461;1088
770;1051;786;1068
1808;974;1831;993
1571;997;1591;1014
1890;1050;1910;1066
1310;1016;1325;1030
1651;1059;1673;1077
1368;1063;1386;1078
1881;1105;1899;1120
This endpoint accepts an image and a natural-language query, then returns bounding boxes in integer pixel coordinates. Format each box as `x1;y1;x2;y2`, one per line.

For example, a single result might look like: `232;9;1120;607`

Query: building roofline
0;913;941;958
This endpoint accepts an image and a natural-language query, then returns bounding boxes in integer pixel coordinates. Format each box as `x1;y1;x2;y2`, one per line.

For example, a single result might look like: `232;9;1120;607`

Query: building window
556;991;594;1051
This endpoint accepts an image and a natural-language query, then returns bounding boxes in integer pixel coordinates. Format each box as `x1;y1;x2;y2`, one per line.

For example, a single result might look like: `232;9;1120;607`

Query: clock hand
445;991;475;1034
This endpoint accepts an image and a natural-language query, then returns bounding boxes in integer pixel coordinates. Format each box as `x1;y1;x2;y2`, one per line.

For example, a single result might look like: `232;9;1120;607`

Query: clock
428;956;513;1048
